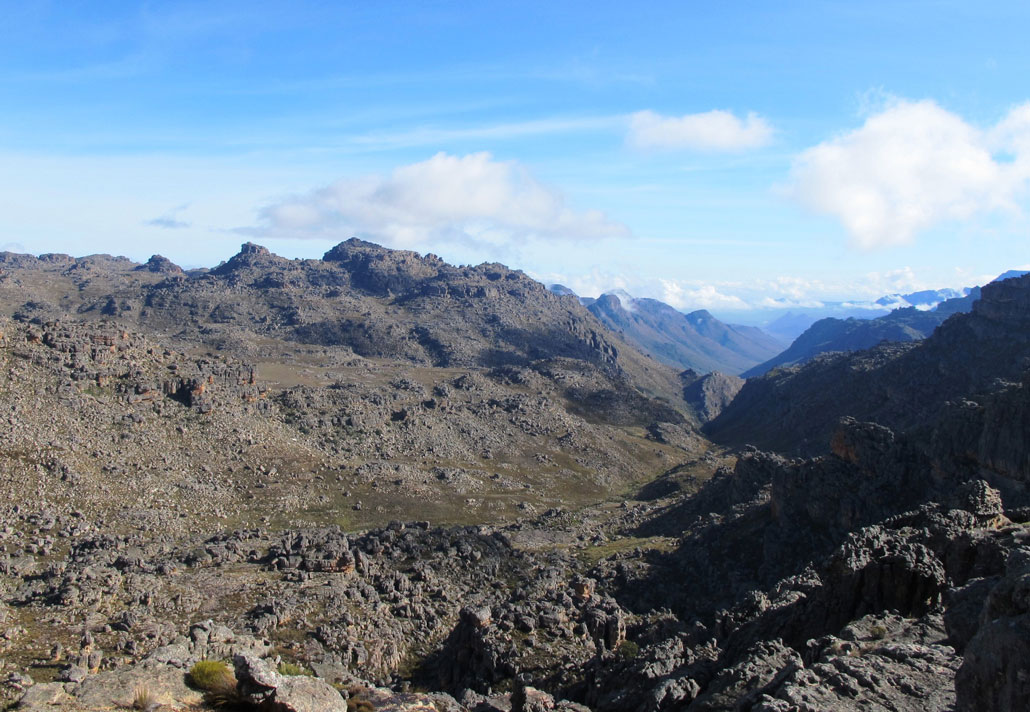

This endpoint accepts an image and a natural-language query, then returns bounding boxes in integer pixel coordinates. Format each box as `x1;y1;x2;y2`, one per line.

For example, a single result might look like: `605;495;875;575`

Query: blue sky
1;1;1028;319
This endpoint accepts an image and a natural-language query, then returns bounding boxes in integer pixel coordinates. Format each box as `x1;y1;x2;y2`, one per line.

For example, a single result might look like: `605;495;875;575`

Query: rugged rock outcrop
682;370;744;423
2;244;1030;711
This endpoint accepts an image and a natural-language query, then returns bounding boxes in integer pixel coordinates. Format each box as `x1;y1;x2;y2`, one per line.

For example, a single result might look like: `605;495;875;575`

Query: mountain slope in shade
583;291;783;375
681;369;745;422
707;272;1030;456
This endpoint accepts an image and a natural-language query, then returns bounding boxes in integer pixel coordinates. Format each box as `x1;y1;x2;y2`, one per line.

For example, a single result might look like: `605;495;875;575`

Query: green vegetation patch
575;535;677;566
278;661;312;677
187;659;234;691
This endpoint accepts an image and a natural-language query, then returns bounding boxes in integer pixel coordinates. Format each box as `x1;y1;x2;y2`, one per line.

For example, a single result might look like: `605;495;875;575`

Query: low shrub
617;640;640;660
188;660;243;708
188;660;234;691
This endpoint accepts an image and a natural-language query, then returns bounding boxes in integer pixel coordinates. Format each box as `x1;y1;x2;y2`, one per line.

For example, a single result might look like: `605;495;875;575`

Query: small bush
349;698;375;712
869;624;888;640
617;640;640;661
347;685;375;712
188;660;234;691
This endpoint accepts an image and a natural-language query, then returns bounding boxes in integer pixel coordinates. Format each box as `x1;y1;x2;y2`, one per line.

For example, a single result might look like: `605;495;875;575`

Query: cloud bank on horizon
537;263;965;316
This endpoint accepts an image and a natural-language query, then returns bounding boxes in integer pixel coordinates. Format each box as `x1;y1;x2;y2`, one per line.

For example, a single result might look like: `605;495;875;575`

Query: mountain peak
135;254;183;274
602;288;636;305
210;242;284;276
322;237;391;261
548;284;578;297
239;242;270;256
993;269;1030;283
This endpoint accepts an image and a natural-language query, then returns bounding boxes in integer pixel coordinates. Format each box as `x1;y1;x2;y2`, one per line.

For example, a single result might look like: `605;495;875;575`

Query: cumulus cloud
242;152;630;248
627;109;773;151
788;99;1030;249
657;279;750;311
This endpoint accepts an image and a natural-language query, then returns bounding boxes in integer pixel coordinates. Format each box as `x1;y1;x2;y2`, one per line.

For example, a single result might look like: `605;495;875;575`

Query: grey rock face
955;548;1030;711
235;653;348;712
682;371;744;423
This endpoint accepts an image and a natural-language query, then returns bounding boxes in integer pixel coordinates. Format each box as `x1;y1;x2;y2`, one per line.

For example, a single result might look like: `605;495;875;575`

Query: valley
0;242;1026;711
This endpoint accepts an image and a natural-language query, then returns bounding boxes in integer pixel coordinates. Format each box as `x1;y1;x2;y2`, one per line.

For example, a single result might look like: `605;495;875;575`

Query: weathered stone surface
955;548;1030;711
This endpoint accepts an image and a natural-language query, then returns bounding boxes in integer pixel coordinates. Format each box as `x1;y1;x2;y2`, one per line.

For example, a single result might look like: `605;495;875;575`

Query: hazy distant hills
754;287;972;343
550;286;784;375
706;271;1030;455
874;286;968;309
744;272;1026;377
743;289;981;377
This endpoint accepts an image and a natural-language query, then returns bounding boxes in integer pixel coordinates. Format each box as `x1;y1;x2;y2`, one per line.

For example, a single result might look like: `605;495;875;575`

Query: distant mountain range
731;287;978;344
706;271;1030;457
549;286;785;376
874;287;968;309
544;275;1028;379
743;271;1027;378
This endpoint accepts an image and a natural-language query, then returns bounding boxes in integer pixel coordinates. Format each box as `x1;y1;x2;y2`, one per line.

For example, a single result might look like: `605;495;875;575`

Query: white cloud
243;152;630;248
532;268;631;302
627;110;773;151
789;99;1030;249
657;280;750;311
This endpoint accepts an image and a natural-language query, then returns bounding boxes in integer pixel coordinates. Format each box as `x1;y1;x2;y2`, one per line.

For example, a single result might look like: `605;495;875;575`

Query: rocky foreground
0;245;1028;711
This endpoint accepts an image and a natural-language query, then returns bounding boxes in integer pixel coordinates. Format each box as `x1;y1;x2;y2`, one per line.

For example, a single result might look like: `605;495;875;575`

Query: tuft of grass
868;624;888;640
188;660;234;691
277;661;312;677
187;659;245;708
132;684;158;711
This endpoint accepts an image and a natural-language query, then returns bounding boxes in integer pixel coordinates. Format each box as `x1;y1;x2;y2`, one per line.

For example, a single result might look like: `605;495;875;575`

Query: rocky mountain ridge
0;243;1028;710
